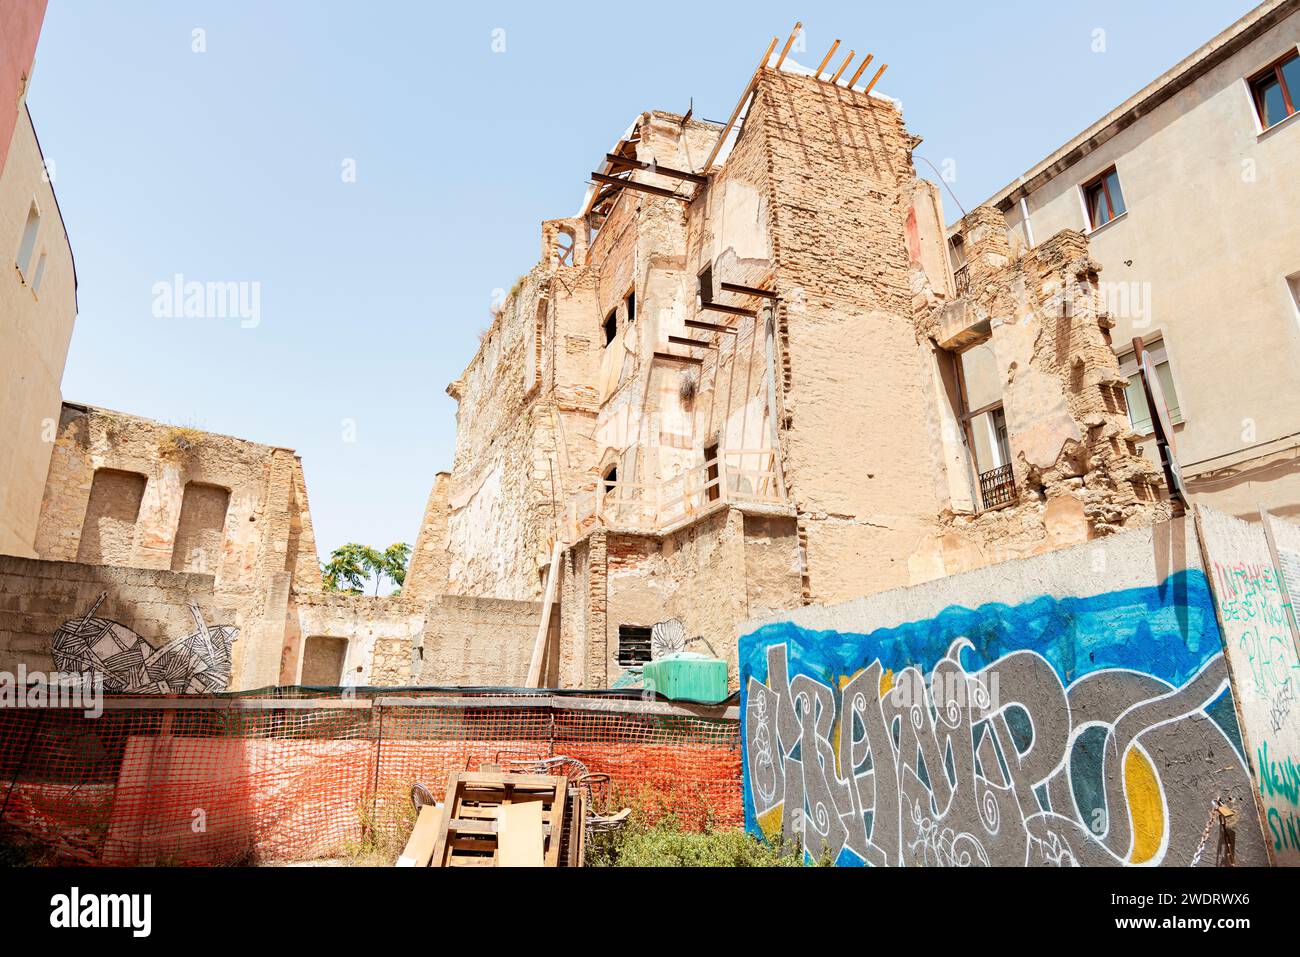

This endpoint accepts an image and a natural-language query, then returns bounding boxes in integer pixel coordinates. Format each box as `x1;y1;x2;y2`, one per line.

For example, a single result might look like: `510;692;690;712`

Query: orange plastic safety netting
0;690;741;865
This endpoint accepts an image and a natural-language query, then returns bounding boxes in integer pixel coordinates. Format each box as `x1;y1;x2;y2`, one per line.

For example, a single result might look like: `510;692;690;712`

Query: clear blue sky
27;0;1257;568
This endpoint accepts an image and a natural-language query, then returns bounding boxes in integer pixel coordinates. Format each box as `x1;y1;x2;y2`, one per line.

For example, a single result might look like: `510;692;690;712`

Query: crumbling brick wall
912;205;1168;568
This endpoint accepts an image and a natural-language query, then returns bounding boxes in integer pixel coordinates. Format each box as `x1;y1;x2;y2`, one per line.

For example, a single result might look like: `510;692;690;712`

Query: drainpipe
1018;174;1036;248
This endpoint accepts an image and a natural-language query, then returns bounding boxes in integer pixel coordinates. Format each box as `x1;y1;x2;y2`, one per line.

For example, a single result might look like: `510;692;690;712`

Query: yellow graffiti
1124;747;1164;864
757;803;783;841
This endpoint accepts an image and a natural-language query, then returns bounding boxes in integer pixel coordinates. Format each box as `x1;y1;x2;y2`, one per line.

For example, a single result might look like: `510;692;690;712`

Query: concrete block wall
0;555;232;675
737;508;1297;866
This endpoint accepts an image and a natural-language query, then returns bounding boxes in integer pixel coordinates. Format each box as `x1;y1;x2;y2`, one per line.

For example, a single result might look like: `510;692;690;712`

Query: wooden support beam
847;53;874;88
654;351;704;364
686;318;738;334
702;35;778;173
668;335;715;348
863;63;888;96
774;21;801;71
525;541;563;688
702;301;757;318
830;50;855;85
720;281;780;300
604;154;708;185
814;39;841;79
589;171;689;201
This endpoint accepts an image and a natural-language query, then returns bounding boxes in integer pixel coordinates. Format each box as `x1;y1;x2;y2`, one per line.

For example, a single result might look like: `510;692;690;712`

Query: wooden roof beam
829;49;855;85
847;53;874;89
701;35;778;174
863;63;888;95
814;39;840;79
774;21;801;72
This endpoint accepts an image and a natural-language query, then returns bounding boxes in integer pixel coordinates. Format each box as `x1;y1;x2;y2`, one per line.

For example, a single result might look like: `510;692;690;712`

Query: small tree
321;541;411;596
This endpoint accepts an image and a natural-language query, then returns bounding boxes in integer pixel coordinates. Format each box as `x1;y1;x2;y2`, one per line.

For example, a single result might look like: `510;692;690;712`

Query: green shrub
585;784;821;867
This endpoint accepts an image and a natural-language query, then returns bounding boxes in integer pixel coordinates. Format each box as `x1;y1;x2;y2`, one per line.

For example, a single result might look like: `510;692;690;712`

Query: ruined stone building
1;22;1178;694
953;0;1300;521
416;44;1170;689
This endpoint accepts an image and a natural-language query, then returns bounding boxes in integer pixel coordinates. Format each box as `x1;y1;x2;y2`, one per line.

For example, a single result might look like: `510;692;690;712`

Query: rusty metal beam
604;154;708;185
685;318;738;334
720;281;780;300
589;171;689;201
701;302;757;318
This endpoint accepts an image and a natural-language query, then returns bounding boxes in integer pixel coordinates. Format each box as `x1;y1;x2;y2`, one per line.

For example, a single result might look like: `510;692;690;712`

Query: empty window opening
301;636;349;686
554;227;575;267
1117;340;1183;435
77;469;147;565
16;201;40;280
602;308;617;346
602;464;618;493
1250;50;1299;129
1082;166;1126;230
617;625;653;667
697;263;715;304
955;341;1015;510
171;482;232;574
704;442;721;502
625;289;636;324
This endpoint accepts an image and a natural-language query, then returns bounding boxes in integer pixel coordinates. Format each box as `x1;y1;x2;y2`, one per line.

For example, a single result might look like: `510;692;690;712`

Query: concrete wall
738;512;1271;866
282;591;541;688
0;554;233;680
1197;506;1300;863
0;108;76;559
990;7;1300;521
32;404;321;690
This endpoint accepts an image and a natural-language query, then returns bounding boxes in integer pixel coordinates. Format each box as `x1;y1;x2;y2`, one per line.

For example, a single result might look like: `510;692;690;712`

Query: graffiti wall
739;516;1269;866
1198;508;1300;866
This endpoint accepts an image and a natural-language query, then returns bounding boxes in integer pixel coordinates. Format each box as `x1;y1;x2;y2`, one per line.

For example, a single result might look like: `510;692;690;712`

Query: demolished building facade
4;44;1173;694
413;62;1170;689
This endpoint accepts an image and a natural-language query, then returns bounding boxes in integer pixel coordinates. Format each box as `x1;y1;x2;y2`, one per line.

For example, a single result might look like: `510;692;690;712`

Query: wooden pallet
429;771;568;867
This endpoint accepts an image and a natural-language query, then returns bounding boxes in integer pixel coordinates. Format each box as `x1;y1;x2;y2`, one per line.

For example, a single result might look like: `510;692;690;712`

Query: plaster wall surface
0;108;76;559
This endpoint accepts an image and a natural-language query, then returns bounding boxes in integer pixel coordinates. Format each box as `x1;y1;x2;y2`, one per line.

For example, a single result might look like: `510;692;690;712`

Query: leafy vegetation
586;784;822;867
321;541;411;596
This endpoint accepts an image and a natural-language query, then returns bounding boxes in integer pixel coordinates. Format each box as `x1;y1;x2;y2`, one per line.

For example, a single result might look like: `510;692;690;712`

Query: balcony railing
978;463;1016;510
953;262;970;298
563;449;785;540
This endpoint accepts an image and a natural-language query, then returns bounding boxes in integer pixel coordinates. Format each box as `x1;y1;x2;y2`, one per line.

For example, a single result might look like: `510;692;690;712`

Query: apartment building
0;0;78;559
953;0;1300;520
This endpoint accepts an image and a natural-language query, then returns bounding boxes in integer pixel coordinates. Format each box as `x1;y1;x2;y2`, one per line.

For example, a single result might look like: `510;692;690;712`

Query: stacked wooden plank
397;770;585;867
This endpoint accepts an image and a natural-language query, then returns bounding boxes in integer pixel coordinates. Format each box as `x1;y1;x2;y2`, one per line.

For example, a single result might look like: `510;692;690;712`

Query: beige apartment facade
0;105;77;558
954;0;1300;520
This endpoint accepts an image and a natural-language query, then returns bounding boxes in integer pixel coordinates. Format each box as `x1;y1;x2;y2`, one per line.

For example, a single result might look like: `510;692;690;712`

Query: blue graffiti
739;569;1259;866
740;570;1220;693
